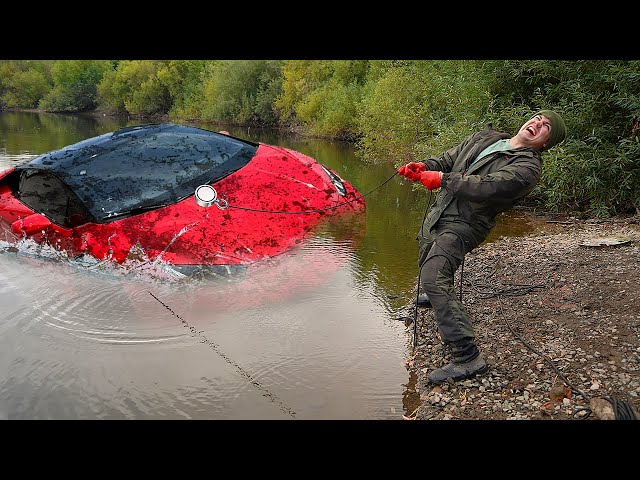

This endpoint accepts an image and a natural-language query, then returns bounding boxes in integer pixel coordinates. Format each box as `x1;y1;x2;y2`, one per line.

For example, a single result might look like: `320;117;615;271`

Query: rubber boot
427;356;488;384
416;292;432;308
428;342;488;384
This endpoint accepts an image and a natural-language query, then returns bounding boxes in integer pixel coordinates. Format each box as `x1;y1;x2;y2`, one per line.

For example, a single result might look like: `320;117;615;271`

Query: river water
0;111;541;419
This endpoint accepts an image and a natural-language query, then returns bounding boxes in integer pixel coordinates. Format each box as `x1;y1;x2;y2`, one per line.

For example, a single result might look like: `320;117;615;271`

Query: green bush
162;60;207;119
96;68;125;113
40;60;112;112
357;60;492;164
486;60;640;216
2;69;50;108
200;60;283;126
275;60;368;137
537;136;640;217
96;60;169;116
0;61;52;108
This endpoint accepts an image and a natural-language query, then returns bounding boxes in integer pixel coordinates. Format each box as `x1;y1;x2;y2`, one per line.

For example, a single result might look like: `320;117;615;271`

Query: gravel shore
403;214;640;421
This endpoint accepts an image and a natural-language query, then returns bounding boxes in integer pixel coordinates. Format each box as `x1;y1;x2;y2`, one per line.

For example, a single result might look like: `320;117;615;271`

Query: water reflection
0;111;124;156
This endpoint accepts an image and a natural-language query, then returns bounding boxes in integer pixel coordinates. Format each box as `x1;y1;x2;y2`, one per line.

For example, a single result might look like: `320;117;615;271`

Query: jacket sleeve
441;156;542;202
420;131;477;173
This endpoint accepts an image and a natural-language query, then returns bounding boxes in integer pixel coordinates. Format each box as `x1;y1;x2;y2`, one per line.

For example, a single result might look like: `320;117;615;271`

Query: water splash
0;237;191;283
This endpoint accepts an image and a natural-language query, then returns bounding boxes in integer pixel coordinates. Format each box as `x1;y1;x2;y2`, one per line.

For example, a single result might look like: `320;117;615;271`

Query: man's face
516;114;552;150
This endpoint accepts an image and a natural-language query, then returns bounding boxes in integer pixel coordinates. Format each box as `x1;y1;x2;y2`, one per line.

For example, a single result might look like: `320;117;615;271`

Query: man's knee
420;255;452;291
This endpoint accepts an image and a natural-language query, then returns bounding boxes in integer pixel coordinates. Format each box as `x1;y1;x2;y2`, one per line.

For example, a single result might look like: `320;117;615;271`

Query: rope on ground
604;396;638;420
469;264;637;420
494;296;594;410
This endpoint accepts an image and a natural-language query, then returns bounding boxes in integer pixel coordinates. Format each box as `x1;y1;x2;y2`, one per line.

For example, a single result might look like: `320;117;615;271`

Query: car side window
17;170;92;228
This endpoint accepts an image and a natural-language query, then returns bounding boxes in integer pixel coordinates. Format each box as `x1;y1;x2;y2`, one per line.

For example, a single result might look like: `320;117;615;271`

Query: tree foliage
356;60;491;163
97;60;172;116
198;60;283;126
0;60;52;108
39;60;112;112
485;60;640;216
275;60;368;138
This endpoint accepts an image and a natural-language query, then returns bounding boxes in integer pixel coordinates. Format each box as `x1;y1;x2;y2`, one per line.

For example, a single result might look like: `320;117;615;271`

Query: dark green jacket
421;124;542;239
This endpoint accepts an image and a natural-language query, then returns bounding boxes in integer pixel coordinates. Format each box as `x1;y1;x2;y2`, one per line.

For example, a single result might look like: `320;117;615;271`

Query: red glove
398;162;426;181
419;171;442;190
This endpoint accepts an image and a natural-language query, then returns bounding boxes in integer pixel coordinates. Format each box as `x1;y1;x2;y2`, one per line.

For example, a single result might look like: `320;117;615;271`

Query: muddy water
0;111;544;419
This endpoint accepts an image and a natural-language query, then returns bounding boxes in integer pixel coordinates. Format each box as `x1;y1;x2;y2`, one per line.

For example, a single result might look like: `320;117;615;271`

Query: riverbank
402;212;640;421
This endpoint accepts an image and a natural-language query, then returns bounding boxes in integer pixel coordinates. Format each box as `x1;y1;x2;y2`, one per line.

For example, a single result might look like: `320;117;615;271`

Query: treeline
1;59;638;217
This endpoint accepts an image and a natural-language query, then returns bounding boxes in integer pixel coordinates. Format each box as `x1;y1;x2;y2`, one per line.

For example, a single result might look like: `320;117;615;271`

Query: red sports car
0;123;365;274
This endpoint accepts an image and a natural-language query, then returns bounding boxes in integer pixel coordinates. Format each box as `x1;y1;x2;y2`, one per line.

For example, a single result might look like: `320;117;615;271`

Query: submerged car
0;123;365;271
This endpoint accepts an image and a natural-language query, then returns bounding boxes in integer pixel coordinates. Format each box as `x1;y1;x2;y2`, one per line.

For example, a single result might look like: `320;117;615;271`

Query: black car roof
16;123;258;223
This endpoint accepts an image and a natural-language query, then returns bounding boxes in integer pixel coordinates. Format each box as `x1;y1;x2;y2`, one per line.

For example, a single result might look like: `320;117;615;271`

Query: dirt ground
402;210;640;421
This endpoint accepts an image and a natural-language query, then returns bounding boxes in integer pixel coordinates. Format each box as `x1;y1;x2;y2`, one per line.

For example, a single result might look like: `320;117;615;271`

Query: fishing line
410;253;465;350
148;291;297;418
219;172;399;215
127;172;400;272
406;189;464;349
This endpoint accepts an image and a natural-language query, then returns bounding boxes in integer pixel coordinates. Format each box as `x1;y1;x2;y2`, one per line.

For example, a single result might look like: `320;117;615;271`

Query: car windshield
15;123;258;223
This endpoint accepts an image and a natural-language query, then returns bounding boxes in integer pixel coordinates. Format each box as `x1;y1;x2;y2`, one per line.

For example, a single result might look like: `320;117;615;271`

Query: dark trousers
417;223;487;363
